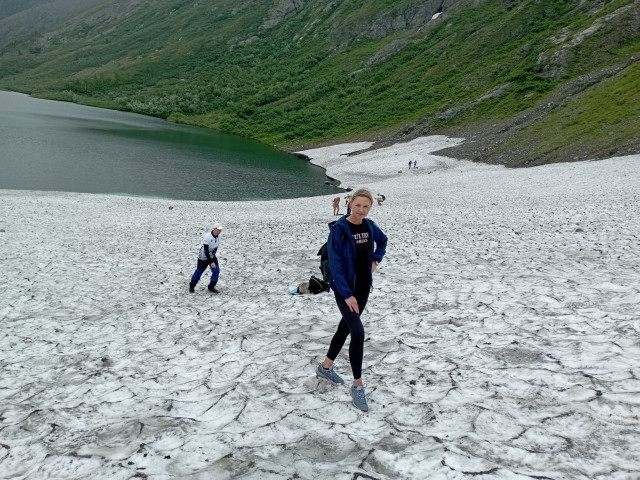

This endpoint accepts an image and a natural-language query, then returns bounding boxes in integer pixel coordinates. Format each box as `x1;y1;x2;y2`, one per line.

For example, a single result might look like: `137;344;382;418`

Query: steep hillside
0;0;110;48
0;0;638;166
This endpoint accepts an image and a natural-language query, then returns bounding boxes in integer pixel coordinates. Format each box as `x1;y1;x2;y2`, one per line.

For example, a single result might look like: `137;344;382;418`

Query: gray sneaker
316;363;344;384
351;385;368;412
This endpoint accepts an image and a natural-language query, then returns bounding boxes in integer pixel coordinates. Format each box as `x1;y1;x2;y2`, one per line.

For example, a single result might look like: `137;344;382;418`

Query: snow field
1;136;639;479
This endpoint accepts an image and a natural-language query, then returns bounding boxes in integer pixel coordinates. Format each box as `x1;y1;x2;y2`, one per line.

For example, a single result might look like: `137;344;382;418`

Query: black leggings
326;287;370;380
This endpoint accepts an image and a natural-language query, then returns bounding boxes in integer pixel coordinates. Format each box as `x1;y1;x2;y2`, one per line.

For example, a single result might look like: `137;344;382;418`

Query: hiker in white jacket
189;224;223;293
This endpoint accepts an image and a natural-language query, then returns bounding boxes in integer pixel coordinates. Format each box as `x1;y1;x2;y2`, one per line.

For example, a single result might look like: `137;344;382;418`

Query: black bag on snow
308;275;329;294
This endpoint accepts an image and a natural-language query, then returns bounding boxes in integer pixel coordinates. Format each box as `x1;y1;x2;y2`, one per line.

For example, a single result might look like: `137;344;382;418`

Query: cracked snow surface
1;136;639;479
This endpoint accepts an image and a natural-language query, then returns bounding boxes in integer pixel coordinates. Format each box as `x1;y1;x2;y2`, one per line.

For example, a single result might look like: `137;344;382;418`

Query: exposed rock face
330;0;465;45
261;0;465;38
365;39;412;67
366;1;442;37
535;3;639;80
262;0;305;29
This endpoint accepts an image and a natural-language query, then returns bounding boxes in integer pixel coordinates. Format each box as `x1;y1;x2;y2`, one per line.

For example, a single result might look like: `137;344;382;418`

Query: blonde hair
350;188;374;205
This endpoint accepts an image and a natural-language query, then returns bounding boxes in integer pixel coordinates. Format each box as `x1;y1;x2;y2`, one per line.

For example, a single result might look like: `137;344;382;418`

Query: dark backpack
317;219;338;284
317;241;331;284
308;275;329;294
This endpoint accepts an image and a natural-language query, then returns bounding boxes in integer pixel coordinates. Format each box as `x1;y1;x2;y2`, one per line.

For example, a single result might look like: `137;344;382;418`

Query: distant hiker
316;188;388;412
376;193;386;206
413;160;417;169
345;193;352;215
344;194;350;207
333;196;341;216
189;224;223;294
408;160;412;169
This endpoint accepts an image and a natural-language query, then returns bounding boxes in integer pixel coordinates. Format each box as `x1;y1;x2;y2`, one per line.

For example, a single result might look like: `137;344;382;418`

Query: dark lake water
0;91;341;200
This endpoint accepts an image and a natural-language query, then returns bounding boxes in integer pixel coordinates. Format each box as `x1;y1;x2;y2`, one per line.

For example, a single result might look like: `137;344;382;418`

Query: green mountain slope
0;0;638;166
0;0;110;48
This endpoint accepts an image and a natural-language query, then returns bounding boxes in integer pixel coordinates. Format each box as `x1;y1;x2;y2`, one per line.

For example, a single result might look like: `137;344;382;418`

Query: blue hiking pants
191;257;220;284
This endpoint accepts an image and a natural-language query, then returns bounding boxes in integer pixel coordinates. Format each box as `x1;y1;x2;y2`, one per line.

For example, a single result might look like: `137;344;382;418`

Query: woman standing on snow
316;188;387;412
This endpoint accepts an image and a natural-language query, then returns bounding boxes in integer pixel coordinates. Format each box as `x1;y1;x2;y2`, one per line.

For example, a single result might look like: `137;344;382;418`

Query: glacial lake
0;91;341;201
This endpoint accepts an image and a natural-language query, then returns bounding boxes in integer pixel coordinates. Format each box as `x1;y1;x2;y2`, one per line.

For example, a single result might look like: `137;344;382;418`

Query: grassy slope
0;0;638;163
500;59;640;165
0;0;110;47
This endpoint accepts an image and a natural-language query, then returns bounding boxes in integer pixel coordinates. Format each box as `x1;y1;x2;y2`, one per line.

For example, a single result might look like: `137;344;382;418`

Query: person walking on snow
316;189;388;412
189;224;223;293
408;160;412;169
333;196;341;216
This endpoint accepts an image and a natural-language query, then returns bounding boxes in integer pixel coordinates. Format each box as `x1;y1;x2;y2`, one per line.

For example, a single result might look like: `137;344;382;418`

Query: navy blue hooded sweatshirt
327;215;388;299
